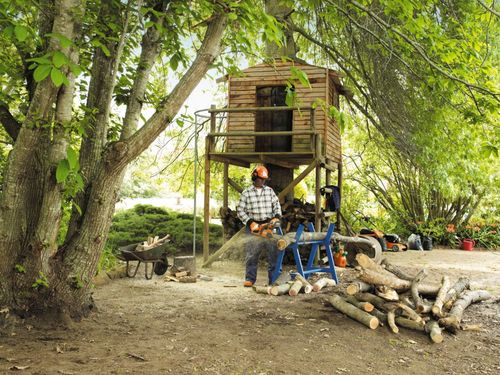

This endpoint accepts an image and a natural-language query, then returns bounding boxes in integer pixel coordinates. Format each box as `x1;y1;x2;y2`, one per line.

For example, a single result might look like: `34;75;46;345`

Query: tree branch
0;103;21;141
341;0;499;99
120;10;227;166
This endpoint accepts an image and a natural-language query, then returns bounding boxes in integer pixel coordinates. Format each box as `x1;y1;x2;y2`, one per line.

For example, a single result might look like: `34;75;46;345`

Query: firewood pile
252;274;337;296
164;255;197;283
134;235;170;252
326;254;492;343
220;199;331;239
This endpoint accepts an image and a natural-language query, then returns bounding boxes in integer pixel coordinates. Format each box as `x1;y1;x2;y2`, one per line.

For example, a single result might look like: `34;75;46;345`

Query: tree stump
173;255;196;276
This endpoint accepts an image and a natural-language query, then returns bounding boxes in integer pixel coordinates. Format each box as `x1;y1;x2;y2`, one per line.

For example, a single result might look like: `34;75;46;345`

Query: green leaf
67;147;78;169
14;25;28;42
50;67;64;87
170;55;179;71
28;57;52;65
46;33;73;48
52;51;67;68
33;65;52;82
56;159;70;183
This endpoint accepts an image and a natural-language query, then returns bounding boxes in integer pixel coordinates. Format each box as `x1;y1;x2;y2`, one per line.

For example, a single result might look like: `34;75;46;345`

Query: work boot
243;280;254;287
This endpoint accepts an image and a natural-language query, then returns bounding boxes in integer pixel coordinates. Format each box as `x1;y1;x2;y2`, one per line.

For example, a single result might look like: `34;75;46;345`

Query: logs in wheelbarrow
116;242;169;279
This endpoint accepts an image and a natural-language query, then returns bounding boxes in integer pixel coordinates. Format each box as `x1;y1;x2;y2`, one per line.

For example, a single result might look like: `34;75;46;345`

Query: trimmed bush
106;204;223;255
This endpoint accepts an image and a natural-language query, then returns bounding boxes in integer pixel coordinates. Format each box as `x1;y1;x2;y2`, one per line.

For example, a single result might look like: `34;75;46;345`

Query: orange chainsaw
249;218;281;239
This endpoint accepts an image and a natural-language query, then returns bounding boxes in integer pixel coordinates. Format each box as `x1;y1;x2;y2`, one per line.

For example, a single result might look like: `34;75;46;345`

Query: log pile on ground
331;253;492;343
251;275;336;296
164;255;197;283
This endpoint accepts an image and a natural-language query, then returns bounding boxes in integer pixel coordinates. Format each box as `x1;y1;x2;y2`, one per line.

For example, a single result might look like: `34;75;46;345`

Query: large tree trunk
0;3;228;319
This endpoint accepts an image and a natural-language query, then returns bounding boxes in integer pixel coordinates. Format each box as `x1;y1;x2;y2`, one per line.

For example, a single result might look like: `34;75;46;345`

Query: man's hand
247;220;260;233
269;217;280;228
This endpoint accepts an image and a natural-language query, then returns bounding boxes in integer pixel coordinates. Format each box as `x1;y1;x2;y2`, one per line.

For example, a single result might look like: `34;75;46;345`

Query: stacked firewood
328;254;491;343
253;274;337;296
164;256;197;283
220;199;331;237
135;234;170;252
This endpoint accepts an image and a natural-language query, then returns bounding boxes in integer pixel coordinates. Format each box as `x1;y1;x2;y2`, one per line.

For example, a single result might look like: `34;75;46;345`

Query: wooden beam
320;158;337;172
337;162;343;232
209;154;250;168
278;161;316;203
260;155;297;169
210;130;316;137
315;134;322;232
228;178;243;194
209;106;313;114
223;163;228;209
203;107;216;262
211;151;313;157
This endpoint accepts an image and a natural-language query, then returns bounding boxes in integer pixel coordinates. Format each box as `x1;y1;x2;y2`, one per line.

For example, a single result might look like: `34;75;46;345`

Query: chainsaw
249;218;281;239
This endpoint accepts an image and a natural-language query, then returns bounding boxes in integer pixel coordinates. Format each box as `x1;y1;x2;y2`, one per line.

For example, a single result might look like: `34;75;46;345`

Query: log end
369;317;380;330
346;284;358;295
430;332;444;343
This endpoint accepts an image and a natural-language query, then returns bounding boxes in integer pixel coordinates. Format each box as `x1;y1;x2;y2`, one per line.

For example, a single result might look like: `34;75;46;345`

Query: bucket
422;236;433;251
461;239;475;251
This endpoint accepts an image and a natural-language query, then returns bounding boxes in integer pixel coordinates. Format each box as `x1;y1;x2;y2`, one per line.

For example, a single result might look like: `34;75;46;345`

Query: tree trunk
0;5;228;318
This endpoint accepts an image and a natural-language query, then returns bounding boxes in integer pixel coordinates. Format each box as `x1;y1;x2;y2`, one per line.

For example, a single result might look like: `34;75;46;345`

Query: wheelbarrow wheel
154;258;169;276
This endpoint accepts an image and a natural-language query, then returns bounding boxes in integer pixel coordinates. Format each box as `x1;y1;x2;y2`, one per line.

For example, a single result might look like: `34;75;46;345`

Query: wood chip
127;352;146;361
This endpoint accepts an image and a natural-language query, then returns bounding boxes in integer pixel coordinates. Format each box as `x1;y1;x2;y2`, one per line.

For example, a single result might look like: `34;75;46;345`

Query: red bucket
461;239;475;251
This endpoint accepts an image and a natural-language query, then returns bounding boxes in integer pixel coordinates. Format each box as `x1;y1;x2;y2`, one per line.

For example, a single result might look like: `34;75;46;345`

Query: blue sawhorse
270;223;338;284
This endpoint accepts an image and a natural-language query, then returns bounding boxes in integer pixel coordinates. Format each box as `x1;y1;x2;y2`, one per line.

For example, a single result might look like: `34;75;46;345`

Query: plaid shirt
237;185;282;224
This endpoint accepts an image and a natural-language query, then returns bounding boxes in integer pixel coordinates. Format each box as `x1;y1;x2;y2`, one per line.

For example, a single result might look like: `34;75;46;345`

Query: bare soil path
1;249;499;374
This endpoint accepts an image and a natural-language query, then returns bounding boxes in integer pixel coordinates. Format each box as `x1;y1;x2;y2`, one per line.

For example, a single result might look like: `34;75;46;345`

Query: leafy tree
0;0;268;318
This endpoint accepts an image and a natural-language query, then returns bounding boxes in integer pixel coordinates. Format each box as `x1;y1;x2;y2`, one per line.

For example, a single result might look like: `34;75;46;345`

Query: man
236;165;282;287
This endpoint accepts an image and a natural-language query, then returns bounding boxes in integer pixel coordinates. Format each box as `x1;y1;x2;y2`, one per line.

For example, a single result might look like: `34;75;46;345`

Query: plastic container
461;239;475;251
422;236;433;251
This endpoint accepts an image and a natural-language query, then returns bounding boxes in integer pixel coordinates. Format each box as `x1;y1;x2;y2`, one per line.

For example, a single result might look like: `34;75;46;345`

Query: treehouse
202;60;348;260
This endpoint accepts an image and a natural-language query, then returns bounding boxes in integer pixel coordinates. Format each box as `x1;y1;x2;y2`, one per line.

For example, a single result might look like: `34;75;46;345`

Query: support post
337;161;343;232
315;134;322;233
203;106;216;262
223;163;228;209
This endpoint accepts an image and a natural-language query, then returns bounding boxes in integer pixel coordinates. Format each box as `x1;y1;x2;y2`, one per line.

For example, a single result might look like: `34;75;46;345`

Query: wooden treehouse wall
226;61;342;164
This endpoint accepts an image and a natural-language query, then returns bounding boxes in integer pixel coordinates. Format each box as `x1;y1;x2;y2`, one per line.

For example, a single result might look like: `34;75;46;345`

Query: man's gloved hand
269;217;281;228
246;220;260;233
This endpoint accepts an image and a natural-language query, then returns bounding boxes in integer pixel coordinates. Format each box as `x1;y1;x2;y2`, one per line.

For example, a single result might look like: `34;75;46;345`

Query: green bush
106;204;223;255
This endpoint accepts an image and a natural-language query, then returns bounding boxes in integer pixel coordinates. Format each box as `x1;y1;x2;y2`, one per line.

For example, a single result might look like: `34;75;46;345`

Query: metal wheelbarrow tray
116;242;169;279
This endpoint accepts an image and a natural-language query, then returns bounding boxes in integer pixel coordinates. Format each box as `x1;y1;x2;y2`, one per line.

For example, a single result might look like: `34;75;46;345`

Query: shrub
106;204;224;256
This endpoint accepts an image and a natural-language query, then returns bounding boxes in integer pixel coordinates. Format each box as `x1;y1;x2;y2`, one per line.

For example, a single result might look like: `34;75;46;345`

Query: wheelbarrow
116;242;169;279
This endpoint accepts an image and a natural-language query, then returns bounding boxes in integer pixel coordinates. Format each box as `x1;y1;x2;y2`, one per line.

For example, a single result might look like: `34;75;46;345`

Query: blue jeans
244;233;278;285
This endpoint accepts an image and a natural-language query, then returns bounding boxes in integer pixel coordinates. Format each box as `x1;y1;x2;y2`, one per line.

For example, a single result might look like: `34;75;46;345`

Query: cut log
399;292;416;310
289;280;304;296
175;271;188;278
411;269;428;313
425;320;444;343
375;286;399;301
439;290;492;332
370;308;387;325
395;303;422;323
395;317;425;331
442;277;470;310
253;286;271;295
294;274;313;294
345;236;382;266
312;277;336;292
346;281;372;295
344;295;374;312
381;258;414;281
387;310;399;334
356;254;395;278
270;283;292;296
178;275;197;283
432;276;452;317
173;256;196;276
327;295;379;329
358;268;440;294
355;292;387;310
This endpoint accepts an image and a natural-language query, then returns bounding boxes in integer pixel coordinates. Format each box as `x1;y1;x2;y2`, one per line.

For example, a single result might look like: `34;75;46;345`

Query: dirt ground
1;248;499;375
